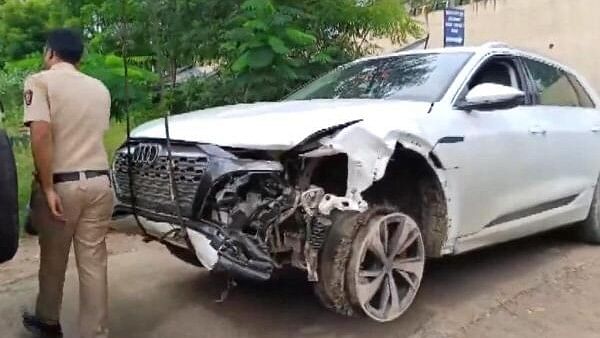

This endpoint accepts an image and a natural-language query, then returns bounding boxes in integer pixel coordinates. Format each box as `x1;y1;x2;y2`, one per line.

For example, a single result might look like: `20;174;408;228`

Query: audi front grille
113;143;208;217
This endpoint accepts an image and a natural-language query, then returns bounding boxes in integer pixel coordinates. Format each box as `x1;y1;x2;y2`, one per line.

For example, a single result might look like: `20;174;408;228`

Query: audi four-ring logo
132;143;161;165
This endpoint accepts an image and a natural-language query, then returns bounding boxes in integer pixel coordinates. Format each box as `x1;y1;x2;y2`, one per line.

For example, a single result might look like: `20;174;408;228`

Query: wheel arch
305;134;453;257
362;142;451;257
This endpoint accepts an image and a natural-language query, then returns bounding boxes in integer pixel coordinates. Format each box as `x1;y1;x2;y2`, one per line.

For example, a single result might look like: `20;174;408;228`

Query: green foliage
167;75;242;115
221;0;318;102
0;0;421;120
0;0;52;61
81;53;158;119
0;0;89;62
0;53;156;122
407;0;497;15
103;119;127;161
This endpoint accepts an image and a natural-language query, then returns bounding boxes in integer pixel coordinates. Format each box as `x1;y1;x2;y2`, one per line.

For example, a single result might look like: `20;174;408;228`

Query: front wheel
315;208;425;322
578;178;600;243
346;212;425;322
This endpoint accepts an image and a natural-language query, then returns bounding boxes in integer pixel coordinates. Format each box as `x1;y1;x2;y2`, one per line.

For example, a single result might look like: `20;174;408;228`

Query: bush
0;53;158;122
164;74;241;114
81;53;158;119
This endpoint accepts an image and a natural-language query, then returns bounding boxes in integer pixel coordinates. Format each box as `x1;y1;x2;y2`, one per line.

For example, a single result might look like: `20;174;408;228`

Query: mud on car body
112;43;600;322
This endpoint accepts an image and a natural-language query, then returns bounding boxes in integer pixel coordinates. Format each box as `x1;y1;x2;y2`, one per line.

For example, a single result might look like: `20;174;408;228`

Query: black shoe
22;312;63;338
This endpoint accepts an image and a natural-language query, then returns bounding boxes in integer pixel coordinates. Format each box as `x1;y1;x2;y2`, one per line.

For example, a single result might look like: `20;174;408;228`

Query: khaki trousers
32;175;114;338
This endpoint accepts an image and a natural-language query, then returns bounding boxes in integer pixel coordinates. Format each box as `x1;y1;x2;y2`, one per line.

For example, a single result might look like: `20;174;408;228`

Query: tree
407;0;498;16
217;0;422;103
0;0;53;61
221;0;317;101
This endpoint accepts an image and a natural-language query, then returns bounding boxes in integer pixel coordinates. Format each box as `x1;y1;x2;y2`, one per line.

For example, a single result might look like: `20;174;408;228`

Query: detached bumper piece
113;206;277;281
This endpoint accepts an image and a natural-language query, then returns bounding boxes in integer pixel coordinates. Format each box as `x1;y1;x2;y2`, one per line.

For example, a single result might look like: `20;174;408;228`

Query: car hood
131;99;433;150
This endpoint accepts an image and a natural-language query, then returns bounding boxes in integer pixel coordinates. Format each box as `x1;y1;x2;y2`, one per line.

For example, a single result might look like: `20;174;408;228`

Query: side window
468;58;523;91
566;73;596;108
523;58;579;107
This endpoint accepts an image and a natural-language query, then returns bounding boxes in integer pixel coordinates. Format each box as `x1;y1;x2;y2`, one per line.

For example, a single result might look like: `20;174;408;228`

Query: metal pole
121;0;149;238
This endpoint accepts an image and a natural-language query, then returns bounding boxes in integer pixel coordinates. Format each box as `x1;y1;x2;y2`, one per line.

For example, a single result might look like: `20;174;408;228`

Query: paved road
2;229;600;338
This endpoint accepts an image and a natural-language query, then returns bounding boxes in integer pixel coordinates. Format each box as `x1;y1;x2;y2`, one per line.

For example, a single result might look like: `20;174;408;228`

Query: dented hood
131;99;432;150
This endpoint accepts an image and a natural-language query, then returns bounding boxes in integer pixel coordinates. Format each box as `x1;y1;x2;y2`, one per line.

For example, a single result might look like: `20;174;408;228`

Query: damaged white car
112;43;600;322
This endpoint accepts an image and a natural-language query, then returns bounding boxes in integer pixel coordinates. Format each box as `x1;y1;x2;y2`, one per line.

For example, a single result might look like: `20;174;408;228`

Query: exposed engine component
300;187;333;249
297;186;367;281
195;174;369;282
202;172;298;280
318;194;368;215
212;173;296;235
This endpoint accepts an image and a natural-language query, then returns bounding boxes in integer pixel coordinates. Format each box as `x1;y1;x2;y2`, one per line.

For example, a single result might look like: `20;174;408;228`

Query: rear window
566;73;595;108
523;58;580;107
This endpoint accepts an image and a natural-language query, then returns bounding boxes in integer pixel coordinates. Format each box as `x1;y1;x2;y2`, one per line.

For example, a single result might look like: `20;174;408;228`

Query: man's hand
44;189;64;221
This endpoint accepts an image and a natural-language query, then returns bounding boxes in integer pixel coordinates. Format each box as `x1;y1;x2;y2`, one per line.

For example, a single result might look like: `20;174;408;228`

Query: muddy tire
346;212;425;322
314;207;425;322
0;130;19;264
313;210;363;315
578;178;600;244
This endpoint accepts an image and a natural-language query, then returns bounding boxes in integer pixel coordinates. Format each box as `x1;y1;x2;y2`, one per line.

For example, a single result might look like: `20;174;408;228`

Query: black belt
53;170;109;183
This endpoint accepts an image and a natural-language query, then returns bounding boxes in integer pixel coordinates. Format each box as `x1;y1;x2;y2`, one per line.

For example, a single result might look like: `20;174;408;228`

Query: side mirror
455;83;526;111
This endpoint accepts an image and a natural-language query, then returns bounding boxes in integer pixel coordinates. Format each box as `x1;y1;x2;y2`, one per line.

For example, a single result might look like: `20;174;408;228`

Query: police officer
22;29;113;338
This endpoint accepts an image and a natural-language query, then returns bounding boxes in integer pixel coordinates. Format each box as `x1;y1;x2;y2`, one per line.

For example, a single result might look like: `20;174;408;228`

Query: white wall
379;0;600;92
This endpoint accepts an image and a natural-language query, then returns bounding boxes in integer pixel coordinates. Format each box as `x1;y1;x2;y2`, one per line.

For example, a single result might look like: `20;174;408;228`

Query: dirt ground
1;227;600;338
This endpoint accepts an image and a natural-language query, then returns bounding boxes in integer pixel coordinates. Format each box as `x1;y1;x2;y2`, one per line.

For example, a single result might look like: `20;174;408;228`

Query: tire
314;207;426;322
313;210;362;315
0;130;19;263
578;178;600;243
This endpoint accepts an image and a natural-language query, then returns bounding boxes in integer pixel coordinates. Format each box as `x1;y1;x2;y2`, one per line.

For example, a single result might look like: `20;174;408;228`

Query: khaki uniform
24;62;113;338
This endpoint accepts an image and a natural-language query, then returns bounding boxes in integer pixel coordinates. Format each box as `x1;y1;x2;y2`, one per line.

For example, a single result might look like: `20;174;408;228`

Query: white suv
112;43;600;322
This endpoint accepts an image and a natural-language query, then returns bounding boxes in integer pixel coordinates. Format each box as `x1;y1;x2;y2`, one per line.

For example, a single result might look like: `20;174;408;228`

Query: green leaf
247;47;275;69
243;19;268;31
275;64;298;80
284;28;316;46
268;36;289;54
310;52;334;64
241;0;275;15
232;52;250;73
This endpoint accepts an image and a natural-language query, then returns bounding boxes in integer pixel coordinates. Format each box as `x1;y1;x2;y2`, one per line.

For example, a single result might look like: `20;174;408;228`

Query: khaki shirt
24;62;111;173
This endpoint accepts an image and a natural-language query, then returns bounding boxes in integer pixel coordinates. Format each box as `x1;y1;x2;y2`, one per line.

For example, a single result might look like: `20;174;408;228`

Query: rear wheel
0;130;19;263
578;178;600;243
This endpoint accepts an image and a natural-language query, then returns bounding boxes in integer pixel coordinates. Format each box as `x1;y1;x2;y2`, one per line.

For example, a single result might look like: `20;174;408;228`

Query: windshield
286;52;473;102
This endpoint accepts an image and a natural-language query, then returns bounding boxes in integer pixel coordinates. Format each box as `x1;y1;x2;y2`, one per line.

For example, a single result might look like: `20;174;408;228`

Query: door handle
591;125;600;133
528;126;547;135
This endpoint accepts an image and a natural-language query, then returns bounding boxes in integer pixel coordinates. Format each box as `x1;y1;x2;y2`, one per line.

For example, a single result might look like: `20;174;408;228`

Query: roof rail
481;41;511;49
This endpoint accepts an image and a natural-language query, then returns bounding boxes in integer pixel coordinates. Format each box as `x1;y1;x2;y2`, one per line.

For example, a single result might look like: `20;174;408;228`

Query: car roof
355;42;594;84
336;42;598;106
357;42;565;70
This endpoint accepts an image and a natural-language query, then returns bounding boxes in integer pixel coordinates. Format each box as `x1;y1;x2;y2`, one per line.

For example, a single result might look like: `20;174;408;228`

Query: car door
432;54;556;238
519;56;600;222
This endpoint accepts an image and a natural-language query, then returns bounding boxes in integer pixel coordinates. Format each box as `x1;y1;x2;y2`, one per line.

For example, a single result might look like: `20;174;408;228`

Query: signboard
444;8;465;47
